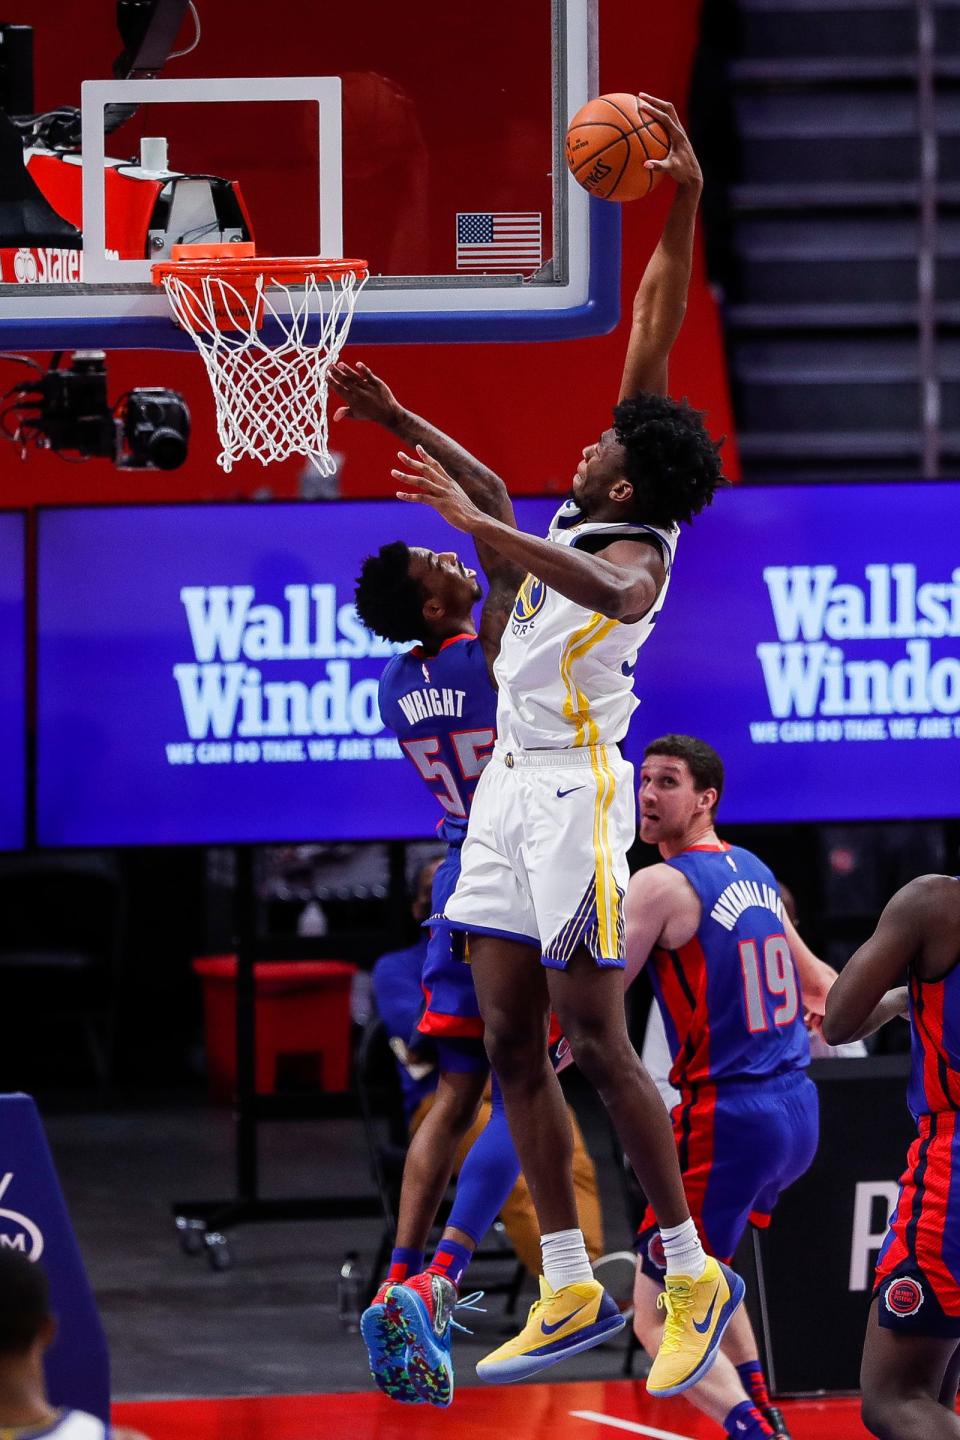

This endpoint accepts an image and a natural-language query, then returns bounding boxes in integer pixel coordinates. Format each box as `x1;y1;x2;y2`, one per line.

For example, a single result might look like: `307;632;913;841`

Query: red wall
3;0;738;507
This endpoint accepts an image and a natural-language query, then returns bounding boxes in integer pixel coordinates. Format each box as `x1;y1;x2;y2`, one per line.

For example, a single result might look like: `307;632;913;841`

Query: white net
158;266;366;474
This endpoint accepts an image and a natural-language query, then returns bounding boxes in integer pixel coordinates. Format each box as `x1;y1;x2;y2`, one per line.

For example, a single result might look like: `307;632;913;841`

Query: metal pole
234;845;258;1201
916;0;940;478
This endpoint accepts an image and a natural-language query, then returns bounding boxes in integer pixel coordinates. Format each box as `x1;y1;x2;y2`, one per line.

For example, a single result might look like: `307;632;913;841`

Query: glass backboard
0;0;618;348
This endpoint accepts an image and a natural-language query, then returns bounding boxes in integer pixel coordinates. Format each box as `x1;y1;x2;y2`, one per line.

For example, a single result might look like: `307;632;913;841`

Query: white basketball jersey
5;1412;105;1439
494;501;679;750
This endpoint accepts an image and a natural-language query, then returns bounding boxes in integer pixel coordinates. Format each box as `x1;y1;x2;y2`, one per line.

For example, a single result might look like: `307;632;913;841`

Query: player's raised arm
822;882;923;1045
329;360;516;530
617;94;703;403
394;447;664;622
329;361;524;671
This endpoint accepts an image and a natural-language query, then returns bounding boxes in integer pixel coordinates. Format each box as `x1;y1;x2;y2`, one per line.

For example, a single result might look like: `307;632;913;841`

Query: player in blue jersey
825;877;958;1440
348;390;524;1403
344;361;611;1405
625;735;838;1440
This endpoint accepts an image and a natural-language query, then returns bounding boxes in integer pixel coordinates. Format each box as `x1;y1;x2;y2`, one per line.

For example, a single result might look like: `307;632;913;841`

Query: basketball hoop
152;245;368;475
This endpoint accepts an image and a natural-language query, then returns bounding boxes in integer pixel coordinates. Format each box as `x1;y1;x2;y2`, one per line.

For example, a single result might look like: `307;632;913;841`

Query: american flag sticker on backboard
455;212;543;272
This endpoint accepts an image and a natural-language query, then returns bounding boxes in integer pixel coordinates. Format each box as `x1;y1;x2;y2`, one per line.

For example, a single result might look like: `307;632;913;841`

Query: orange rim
152;254;369;288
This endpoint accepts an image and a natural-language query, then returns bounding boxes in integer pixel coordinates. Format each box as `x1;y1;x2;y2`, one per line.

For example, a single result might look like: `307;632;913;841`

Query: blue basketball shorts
417;842;484;1043
636;1069;819;1277
874;1112;960;1335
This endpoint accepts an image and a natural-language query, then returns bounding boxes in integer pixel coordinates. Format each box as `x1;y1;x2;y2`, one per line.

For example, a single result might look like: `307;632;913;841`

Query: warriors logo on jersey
512;575;547;634
441;502;680;970
494;502;679;752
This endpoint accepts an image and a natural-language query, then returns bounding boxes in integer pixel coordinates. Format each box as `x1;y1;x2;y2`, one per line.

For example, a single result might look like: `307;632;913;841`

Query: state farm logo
11;247;84;283
13;249;38;282
0;1173;45;1260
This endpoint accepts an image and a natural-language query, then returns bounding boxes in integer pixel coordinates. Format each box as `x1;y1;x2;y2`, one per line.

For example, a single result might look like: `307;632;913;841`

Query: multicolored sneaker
645;1256;745;1399
387;1272;468;1407
760;1405;792;1438
359;1282;422;1404
475;1276;625;1384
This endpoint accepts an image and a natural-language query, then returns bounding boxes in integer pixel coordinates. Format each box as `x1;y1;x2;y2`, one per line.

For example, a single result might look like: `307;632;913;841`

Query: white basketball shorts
437;742;635;968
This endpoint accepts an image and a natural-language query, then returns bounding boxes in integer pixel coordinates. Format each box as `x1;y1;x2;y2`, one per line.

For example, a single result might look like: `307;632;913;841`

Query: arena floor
46;1089;876;1438
113;1382;870;1439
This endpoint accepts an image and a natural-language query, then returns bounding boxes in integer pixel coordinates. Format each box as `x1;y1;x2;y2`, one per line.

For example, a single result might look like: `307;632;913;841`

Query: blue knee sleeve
447;1074;521;1246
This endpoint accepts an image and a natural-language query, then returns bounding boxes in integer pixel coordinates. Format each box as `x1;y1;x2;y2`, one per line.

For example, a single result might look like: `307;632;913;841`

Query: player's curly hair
644;733;724;817
354;540;429;643
0;1249;49;1354
613;392;725;528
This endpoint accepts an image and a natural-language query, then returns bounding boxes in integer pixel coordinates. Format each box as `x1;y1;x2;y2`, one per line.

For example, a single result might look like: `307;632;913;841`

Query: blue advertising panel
36;500;551;846
621;481;960;822
0;512;26;850
35;483;960;845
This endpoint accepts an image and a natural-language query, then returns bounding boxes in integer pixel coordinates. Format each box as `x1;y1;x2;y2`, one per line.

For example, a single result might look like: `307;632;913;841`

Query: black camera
9;350;190;469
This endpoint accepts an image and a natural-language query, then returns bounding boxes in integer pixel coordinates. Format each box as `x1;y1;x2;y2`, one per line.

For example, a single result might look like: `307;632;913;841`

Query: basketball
565;93;671;201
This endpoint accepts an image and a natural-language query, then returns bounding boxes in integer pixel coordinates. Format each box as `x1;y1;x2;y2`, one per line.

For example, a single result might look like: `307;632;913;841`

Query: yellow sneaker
645;1256;745;1398
476;1276;625;1384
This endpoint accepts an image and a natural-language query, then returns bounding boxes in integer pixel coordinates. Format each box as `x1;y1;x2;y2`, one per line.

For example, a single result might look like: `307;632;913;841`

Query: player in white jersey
0;1252;148;1440
391;95;732;1398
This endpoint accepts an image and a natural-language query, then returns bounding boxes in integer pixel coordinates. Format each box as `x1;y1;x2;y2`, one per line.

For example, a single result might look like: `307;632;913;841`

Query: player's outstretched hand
800;956;839;1018
328;360;403;427
393;446;484;533
635;93;702;190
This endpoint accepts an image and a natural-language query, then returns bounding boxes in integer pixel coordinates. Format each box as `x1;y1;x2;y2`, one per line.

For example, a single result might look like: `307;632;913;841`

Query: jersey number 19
739;935;800;1034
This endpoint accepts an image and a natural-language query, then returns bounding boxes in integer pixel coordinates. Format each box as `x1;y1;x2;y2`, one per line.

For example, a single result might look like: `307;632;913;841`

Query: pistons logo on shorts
884;1276;925;1318
646;1233;666;1271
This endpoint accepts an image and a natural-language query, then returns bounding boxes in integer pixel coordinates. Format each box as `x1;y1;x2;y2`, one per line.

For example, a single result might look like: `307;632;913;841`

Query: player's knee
861;1394;927;1440
860;1395;889;1439
433;1069;486;1132
565;1028;622;1091
483;1022;545;1087
435;1085;482;1132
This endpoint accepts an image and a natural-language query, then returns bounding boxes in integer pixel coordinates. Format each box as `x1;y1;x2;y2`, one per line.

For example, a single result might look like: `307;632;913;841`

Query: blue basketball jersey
906;883;960;1119
649;843;810;1089
378;633;497;842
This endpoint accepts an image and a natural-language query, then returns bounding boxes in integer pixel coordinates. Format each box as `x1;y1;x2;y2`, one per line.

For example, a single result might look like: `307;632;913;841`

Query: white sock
659;1218;707;1280
541;1228;593;1291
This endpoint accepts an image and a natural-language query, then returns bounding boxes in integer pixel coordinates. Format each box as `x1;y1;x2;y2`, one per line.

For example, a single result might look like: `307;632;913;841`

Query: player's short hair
644;733;724;817
354;540;430;643
613;392;725;528
0;1250;50;1354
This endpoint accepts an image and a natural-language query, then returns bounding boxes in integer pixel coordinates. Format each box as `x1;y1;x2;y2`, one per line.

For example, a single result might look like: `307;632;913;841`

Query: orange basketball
565;93;671;201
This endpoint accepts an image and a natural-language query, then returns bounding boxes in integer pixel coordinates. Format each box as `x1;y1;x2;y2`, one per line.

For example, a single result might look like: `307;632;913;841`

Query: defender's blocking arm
328;360;516;531
617;94;703;403
329;360;524;679
394;446;665;622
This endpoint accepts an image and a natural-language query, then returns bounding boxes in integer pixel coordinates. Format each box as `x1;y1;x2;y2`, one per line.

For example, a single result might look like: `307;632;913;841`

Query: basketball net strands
152;244;368;474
